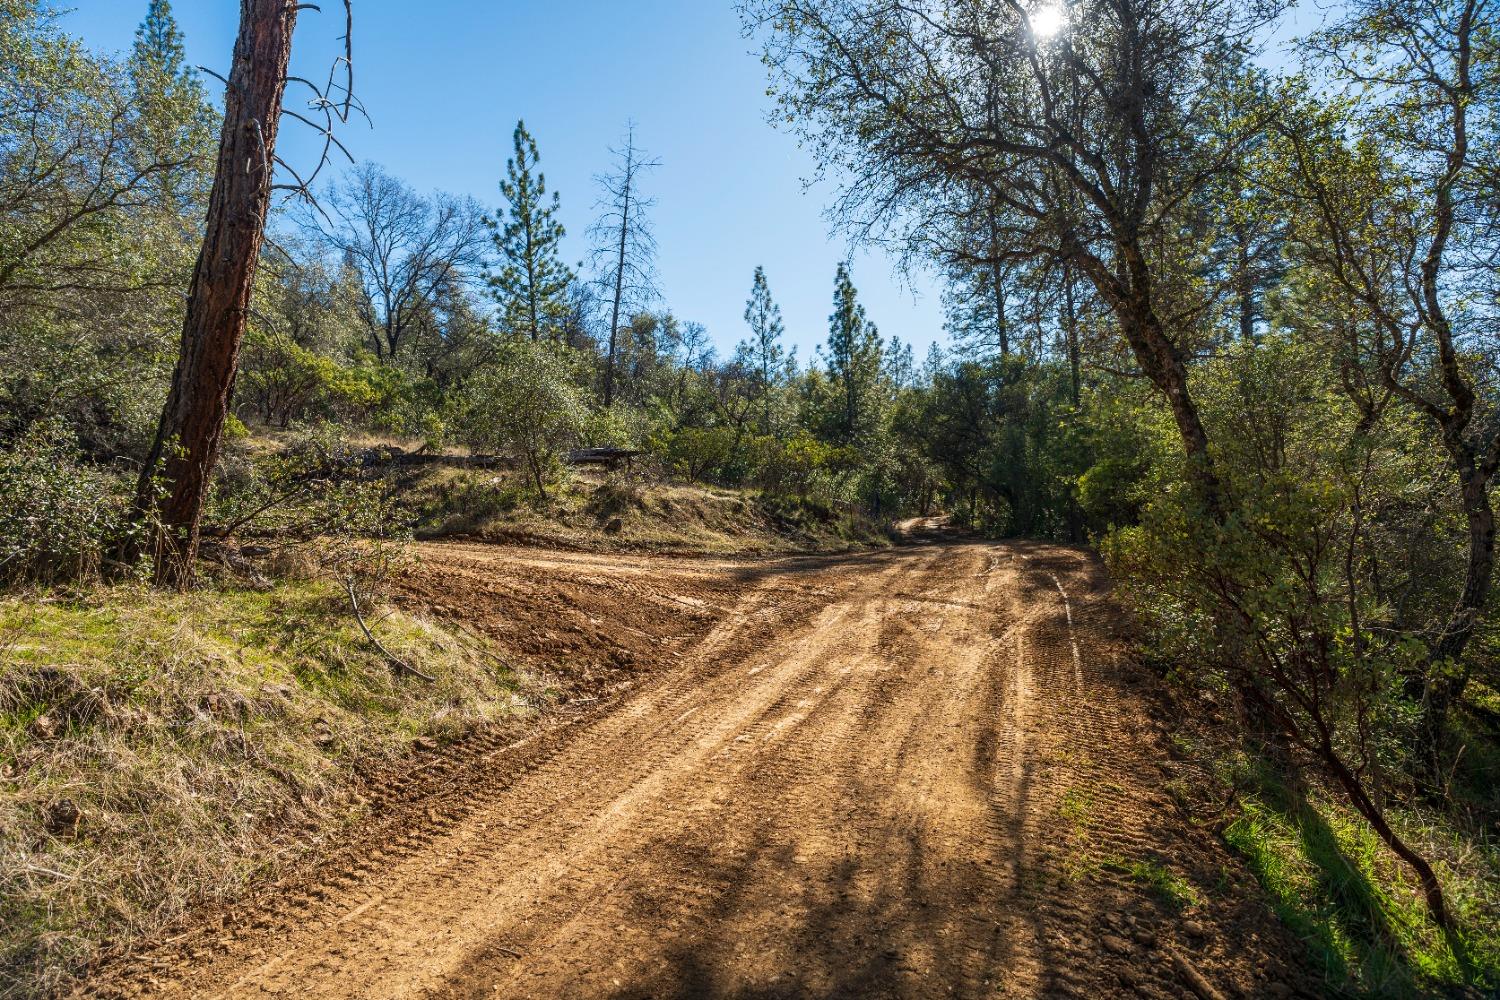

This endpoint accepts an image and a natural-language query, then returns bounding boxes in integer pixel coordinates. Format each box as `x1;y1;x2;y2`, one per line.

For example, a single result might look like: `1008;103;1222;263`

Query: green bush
1102;334;1491;967
658;425;740;483
238;336;424;433
753;430;848;502
0;420;138;584
464;340;586;500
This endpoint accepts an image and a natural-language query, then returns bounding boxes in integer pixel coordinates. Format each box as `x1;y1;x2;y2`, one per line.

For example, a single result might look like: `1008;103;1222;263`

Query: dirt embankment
405;467;894;557
93;537;1310;999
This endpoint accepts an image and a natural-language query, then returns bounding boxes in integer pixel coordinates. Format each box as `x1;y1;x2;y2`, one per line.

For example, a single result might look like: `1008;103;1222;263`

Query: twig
1170;950;1228;1000
211;479;315;539
343;578;435;682
20;863;75;882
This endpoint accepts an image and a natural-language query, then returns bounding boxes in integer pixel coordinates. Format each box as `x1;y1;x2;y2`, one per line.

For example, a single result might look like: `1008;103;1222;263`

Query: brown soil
90;535;1309;999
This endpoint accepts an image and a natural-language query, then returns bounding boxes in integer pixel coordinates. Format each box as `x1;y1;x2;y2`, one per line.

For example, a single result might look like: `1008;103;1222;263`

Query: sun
1029;1;1067;39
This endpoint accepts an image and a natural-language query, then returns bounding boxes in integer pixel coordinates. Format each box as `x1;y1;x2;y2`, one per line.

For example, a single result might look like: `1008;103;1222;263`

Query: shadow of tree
1242;764;1425;995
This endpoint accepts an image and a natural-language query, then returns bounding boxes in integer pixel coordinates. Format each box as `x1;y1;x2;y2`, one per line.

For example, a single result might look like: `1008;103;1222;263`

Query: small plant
1104;856;1201;911
1059;786;1095;830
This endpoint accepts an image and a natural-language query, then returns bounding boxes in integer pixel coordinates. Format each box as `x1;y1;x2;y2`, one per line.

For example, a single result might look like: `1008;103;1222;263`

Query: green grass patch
1222;762;1499;998
1103;856;1201;911
0;581;537;998
1059;786;1095;829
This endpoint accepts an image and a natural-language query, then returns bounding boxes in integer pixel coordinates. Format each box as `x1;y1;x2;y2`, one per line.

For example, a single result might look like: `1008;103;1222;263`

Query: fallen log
566;446;641;470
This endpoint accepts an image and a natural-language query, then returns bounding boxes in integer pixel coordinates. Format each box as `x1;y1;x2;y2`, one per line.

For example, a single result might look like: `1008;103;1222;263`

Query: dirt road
106;537;1302;999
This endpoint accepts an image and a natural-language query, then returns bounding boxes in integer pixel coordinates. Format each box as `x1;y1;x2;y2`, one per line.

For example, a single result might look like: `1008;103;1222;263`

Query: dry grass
407;467;891;556
0;582;535;998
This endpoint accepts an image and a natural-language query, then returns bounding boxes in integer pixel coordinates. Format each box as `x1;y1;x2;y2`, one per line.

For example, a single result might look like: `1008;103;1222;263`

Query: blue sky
61;2;1325;362
61;0;949;362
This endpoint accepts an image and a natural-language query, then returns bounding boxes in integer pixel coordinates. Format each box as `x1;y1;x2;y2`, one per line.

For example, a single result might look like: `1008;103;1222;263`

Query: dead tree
136;0;358;587
305;163;486;362
589;124;659;407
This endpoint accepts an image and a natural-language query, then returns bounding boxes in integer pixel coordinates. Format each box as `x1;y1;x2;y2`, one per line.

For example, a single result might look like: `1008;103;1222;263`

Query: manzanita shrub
0;419;140;584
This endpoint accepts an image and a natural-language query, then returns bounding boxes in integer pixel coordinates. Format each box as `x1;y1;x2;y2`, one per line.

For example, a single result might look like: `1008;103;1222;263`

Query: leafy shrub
1103;334;1470;931
753;430;848;502
465;340;586;499
238;337;420;432
657;425;740;483
0;419;138;584
579;398;654;452
238;333;347;428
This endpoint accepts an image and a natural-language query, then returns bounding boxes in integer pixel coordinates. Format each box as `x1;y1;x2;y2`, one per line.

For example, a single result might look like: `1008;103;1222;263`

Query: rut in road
103;539;1303;1000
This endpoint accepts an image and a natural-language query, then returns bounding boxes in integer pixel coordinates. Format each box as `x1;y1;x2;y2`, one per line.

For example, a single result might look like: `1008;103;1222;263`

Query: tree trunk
987;204;1009;357
1236;228;1256;342
1072;243;1223;515
1437;463;1495;666
1321;738;1452;929
526;222;539;341
1063;268;1080;406
1420;460;1495;771
135;0;298;587
603;186;629;408
762;353;773;436
1124;305;1222;515
527;450;548;502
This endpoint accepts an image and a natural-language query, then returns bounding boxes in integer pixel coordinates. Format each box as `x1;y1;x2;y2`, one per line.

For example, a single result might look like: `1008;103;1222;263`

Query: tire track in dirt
95;537;1308;1000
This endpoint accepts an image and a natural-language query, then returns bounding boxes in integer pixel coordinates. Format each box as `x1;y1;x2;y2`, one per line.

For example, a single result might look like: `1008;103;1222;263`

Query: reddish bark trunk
136;0;299;587
1322;740;1452;929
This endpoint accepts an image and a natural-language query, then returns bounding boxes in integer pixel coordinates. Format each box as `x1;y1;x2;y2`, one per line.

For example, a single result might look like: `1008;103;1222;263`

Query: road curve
103;539;1300;999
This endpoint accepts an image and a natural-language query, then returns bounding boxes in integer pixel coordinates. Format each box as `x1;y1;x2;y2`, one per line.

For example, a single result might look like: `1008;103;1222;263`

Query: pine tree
942;256;1013;360
884;336;916;389
486;121;574;341
134;0;301;585
821;263;885;447
740;265;786;435
922;342;946;381
129;0;215;214
132;0;187;79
